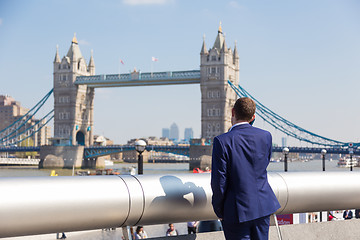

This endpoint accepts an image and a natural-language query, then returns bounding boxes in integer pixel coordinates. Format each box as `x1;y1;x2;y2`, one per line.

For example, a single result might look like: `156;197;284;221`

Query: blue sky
0;0;359;145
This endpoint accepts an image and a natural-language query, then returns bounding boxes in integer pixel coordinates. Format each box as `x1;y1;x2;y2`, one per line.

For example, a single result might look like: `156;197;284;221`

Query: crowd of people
128;209;360;239
325;209;360;221
341;209;360;220
128;221;199;239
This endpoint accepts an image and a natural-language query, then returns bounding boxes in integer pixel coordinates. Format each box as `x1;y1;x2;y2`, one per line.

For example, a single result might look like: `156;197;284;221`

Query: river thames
0;159;359;178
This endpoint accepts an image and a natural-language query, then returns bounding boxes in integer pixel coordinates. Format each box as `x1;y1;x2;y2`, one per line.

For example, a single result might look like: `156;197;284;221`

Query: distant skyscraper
282;137;287;147
184;128;193;141
169;123;179;141
162;128;170;139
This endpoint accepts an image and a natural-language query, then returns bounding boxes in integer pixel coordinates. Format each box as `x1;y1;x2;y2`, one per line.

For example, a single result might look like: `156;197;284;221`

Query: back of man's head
233;97;256;121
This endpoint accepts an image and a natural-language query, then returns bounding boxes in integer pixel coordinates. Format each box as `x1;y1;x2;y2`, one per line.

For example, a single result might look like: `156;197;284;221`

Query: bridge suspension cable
1;110;54;146
228;81;354;148
0;89;54;146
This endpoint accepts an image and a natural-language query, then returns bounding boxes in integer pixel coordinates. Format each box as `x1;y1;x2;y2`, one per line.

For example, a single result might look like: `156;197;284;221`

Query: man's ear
232;108;235;117
250;115;255;122
249;115;256;125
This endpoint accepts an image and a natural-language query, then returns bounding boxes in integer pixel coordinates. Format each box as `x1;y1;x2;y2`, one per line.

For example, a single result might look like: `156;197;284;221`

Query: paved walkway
2;223;188;240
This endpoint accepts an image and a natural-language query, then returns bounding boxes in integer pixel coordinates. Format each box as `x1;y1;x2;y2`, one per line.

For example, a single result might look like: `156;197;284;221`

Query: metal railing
2;172;360;238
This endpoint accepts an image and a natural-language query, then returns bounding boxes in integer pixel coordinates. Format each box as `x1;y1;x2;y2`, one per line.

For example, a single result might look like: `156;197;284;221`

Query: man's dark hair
233;97;256;121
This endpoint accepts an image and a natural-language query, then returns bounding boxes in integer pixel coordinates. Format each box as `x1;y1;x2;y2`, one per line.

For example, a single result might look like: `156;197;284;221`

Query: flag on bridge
151;57;158;62
120;59;125;65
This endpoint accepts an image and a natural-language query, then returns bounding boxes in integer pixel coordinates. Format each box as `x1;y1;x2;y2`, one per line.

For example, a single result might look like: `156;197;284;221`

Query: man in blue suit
211;97;280;240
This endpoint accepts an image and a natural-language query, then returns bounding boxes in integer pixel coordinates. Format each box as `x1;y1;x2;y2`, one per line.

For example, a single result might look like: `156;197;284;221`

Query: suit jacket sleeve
211;137;227;219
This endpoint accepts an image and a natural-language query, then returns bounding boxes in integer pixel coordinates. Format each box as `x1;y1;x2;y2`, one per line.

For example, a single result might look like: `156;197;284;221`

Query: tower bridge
1;24;358;168
39;24;239;168
52;25;237;149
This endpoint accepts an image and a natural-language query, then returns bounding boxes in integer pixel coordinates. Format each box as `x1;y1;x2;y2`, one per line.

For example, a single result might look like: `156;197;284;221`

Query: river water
1;160;357;240
0;159;358;178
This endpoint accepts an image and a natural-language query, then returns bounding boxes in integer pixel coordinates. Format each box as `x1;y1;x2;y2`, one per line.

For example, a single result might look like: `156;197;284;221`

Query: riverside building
0;95;51;146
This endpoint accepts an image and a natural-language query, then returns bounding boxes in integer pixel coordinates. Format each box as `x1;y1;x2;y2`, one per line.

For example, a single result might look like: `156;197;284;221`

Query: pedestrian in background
187;221;198;234
343;210;353;220
355;209;360;219
135;226;147;239
166;223;178;236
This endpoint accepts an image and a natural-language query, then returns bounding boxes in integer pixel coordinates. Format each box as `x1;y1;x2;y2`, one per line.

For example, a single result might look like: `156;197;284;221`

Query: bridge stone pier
189;138;213;170
39;145;106;169
40;145;83;168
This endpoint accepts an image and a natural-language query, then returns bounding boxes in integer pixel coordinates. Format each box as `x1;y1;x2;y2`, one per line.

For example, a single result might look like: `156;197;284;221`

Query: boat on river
76;166;136;176
337;157;358;168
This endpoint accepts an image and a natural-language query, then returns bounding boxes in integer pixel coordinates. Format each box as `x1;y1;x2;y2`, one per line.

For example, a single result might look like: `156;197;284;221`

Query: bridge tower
200;24;239;140
53;34;95;147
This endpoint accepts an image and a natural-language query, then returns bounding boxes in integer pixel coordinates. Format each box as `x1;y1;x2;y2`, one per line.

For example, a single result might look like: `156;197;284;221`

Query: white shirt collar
229;122;249;132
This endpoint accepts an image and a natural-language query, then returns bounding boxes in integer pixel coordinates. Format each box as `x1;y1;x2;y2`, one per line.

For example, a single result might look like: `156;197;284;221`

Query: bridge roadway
0;145;190;158
74;70;201;88
271;146;357;154
0;145;358;158
84;145;190;158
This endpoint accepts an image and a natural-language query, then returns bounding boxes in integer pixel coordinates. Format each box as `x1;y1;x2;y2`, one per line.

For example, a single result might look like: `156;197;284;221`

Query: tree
15;136;37;158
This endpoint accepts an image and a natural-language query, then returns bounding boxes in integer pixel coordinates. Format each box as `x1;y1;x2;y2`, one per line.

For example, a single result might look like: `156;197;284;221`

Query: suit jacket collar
230;122;251;132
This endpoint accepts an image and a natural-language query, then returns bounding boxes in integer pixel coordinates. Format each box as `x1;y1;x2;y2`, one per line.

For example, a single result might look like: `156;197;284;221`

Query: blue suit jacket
211;123;280;223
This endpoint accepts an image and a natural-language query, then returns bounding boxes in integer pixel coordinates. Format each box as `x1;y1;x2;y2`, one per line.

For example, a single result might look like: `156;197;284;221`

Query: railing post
321;149;327;172
349;143;354;172
122;226;133;240
283;147;289;172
